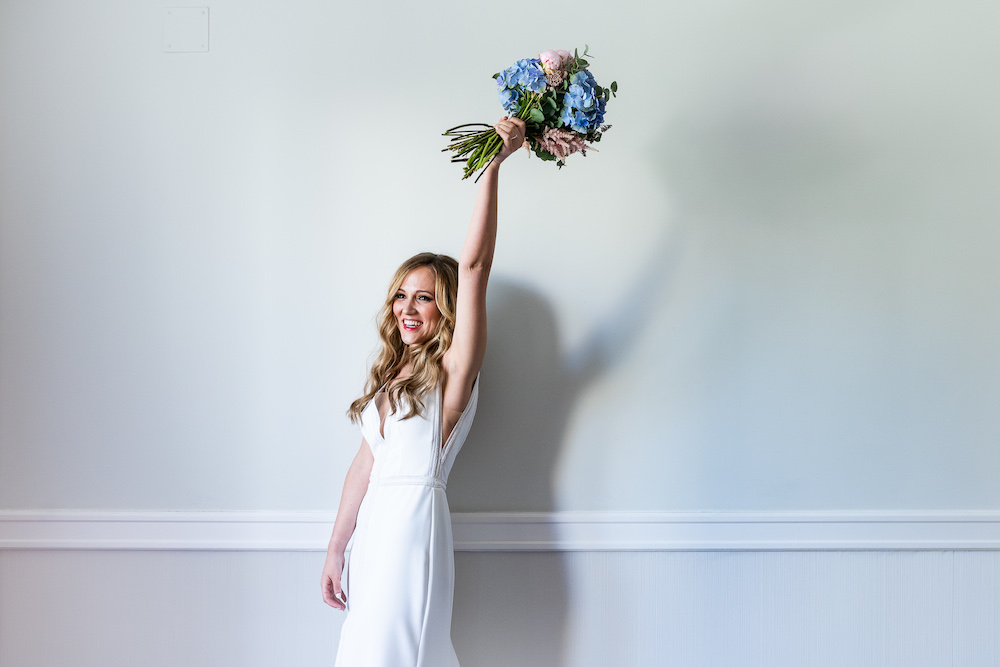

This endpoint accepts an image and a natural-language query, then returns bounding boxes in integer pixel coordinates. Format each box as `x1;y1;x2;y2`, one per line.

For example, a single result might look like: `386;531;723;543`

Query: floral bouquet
443;46;617;181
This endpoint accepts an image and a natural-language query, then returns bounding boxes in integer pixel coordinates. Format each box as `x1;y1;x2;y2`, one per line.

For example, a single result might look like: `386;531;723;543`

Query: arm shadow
448;229;681;512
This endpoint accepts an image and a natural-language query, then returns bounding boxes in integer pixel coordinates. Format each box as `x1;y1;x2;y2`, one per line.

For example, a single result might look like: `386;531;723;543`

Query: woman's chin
399;329;426;346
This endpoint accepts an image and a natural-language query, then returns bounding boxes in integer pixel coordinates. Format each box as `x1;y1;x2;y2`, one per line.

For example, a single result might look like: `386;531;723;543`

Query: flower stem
443;93;541;180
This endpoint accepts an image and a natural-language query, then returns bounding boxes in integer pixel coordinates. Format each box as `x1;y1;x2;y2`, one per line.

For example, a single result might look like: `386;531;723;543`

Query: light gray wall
2;0;999;512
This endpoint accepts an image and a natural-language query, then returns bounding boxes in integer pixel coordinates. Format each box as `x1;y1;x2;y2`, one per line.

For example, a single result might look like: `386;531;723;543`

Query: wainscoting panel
0;549;341;667
761;551;887;665
452;550;1000;667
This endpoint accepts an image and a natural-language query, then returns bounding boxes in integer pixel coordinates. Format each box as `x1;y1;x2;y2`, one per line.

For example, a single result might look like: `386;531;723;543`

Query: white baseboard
1;510;999;551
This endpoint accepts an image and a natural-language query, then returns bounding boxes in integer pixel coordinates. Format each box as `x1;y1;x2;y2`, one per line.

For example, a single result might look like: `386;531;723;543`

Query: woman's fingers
498;117;525;131
494;116;528;162
495;118;527;143
332;582;346;610
321;574;346;610
512;118;526;145
494;116;520;133
322;577;334;605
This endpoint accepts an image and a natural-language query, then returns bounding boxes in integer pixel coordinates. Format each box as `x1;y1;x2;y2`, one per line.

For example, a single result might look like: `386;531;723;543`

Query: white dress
334;377;479;667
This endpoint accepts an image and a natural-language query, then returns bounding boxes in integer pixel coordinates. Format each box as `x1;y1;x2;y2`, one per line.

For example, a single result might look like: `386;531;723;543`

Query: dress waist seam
375;475;446;490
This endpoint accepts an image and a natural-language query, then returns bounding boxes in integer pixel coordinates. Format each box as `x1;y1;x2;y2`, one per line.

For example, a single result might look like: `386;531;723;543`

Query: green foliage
533;147;557;162
533;90;561;128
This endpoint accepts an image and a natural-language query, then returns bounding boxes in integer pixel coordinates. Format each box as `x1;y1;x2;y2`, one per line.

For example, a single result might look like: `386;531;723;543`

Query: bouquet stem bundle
442;93;540;182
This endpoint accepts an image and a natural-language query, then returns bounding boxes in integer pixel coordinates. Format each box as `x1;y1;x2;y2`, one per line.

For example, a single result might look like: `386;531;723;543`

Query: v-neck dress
334;376;479;667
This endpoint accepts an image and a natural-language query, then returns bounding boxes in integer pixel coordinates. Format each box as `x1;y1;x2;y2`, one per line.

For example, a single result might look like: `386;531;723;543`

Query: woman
321;115;527;667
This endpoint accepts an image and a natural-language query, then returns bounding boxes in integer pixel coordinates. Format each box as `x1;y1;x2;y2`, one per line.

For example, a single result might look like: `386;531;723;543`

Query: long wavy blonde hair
348;252;459;423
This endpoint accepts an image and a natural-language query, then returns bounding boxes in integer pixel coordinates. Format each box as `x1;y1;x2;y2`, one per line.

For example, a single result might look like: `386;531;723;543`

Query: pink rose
538;49;571;74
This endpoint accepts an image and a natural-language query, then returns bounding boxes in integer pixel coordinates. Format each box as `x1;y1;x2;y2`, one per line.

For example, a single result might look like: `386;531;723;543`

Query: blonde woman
321;116;527;667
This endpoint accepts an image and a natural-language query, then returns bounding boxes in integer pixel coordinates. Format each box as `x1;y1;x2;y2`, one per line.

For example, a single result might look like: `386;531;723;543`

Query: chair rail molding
2;510;999;551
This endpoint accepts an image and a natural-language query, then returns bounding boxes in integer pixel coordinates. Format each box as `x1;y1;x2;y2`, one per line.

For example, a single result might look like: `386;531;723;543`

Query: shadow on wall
449;232;677;666
449;229;678;513
449;279;563;512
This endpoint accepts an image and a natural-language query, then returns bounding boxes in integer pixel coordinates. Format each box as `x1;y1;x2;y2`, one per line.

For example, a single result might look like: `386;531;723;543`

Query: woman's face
392;266;441;347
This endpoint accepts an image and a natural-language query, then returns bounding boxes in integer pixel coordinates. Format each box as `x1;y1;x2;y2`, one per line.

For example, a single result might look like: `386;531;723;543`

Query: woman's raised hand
493;116;528;163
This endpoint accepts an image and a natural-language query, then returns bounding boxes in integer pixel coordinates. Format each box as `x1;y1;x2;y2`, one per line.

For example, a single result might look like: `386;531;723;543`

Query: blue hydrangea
559;70;606;133
496;58;548;113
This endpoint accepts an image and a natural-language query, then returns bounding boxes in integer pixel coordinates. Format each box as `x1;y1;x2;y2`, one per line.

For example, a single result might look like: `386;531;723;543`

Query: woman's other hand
493;116;528;164
321;551;347;610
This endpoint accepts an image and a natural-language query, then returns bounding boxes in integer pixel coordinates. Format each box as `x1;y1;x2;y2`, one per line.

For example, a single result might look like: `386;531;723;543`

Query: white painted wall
2;0;999;513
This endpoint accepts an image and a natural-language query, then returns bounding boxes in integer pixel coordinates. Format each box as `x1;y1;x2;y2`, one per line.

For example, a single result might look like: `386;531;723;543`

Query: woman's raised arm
442;116;526;411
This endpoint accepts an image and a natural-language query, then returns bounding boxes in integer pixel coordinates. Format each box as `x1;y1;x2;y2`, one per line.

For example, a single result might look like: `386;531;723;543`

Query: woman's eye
418;295;432;302
394;293;405;299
